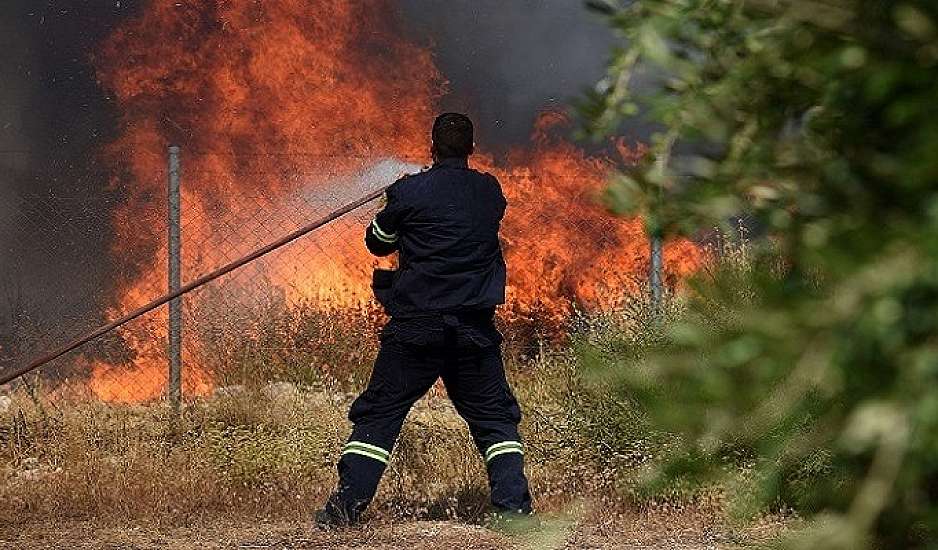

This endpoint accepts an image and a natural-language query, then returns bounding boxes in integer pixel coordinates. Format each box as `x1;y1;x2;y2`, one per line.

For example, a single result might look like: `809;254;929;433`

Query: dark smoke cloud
397;0;618;150
1;1;128;359
0;5;38;254
0;11;37;162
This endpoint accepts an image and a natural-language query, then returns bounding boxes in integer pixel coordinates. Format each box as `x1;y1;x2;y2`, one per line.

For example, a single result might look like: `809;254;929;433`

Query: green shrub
581;0;938;547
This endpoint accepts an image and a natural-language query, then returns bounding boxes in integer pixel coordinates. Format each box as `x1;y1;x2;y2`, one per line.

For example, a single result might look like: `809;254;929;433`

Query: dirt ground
0;511;786;549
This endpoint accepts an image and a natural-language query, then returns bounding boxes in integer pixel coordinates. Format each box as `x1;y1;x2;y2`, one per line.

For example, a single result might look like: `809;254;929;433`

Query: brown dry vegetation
1;353;610;523
0;290;786;548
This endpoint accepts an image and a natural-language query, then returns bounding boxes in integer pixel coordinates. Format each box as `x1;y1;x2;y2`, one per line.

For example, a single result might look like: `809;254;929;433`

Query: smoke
0;7;37;303
0;3;37;248
0;2;127;362
0;10;36;166
396;0;617;149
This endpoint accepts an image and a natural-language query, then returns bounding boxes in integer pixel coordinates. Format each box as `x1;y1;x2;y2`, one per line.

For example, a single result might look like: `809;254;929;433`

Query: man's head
431;113;474;161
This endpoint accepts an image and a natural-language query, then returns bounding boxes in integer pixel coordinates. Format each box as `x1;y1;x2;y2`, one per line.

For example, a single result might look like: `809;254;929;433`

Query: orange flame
87;1;703;402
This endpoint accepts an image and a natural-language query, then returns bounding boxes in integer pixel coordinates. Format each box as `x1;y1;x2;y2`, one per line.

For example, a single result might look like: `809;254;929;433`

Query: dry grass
0;348;788;547
0;353;608;526
0;255;790;546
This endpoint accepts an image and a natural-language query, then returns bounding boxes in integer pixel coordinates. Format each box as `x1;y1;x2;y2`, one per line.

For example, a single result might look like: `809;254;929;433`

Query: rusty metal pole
167;145;182;410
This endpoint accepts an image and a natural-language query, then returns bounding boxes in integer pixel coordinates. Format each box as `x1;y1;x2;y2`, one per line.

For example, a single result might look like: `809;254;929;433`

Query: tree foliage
580;0;938;547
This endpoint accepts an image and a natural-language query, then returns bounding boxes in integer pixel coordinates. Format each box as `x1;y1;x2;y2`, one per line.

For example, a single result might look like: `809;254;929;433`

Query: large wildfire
82;1;702;402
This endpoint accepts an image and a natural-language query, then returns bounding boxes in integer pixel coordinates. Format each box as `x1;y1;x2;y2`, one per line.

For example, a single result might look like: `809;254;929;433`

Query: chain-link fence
1;150;124;400
0;145;697;405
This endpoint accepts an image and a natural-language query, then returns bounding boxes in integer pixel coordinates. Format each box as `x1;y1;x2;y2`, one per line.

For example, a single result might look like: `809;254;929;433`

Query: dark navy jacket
365;157;507;318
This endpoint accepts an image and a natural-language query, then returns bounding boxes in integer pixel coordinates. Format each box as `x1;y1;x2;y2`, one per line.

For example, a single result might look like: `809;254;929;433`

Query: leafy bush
581;0;938;548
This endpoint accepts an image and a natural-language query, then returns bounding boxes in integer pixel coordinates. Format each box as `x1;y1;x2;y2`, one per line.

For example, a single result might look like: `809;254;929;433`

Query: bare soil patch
0;510;787;549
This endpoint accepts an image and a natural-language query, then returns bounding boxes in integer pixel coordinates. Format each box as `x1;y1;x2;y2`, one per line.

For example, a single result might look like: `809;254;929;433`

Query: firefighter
316;113;532;528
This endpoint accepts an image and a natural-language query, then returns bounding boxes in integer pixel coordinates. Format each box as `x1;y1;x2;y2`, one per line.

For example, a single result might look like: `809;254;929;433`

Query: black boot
314;495;357;530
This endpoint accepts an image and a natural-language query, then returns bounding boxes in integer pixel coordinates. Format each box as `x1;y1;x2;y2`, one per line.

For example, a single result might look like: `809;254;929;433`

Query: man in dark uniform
316;113;532;527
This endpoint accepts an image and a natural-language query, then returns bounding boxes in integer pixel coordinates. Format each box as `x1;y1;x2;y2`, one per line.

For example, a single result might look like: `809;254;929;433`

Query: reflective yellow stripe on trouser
485;441;523;463
342;441;390;464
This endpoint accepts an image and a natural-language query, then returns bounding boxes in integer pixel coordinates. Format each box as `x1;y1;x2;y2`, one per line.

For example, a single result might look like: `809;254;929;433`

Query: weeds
0;255;751;530
0;347;619;525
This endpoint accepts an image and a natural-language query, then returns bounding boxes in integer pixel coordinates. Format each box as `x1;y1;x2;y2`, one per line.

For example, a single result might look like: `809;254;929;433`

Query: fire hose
0;184;390;387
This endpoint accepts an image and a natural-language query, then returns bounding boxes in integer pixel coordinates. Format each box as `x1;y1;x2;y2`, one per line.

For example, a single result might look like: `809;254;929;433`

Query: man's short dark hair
432;113;474;159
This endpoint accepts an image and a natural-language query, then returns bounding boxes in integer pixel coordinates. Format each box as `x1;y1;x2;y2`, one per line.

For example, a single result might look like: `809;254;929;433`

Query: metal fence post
167;145;182;410
649;233;663;309
650;138;673;312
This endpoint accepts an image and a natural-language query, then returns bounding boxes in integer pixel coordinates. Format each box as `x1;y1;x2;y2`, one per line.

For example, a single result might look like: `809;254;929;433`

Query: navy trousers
324;313;532;523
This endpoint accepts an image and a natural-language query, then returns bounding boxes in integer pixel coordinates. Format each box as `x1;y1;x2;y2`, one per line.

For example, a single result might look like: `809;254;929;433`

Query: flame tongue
86;1;703;403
